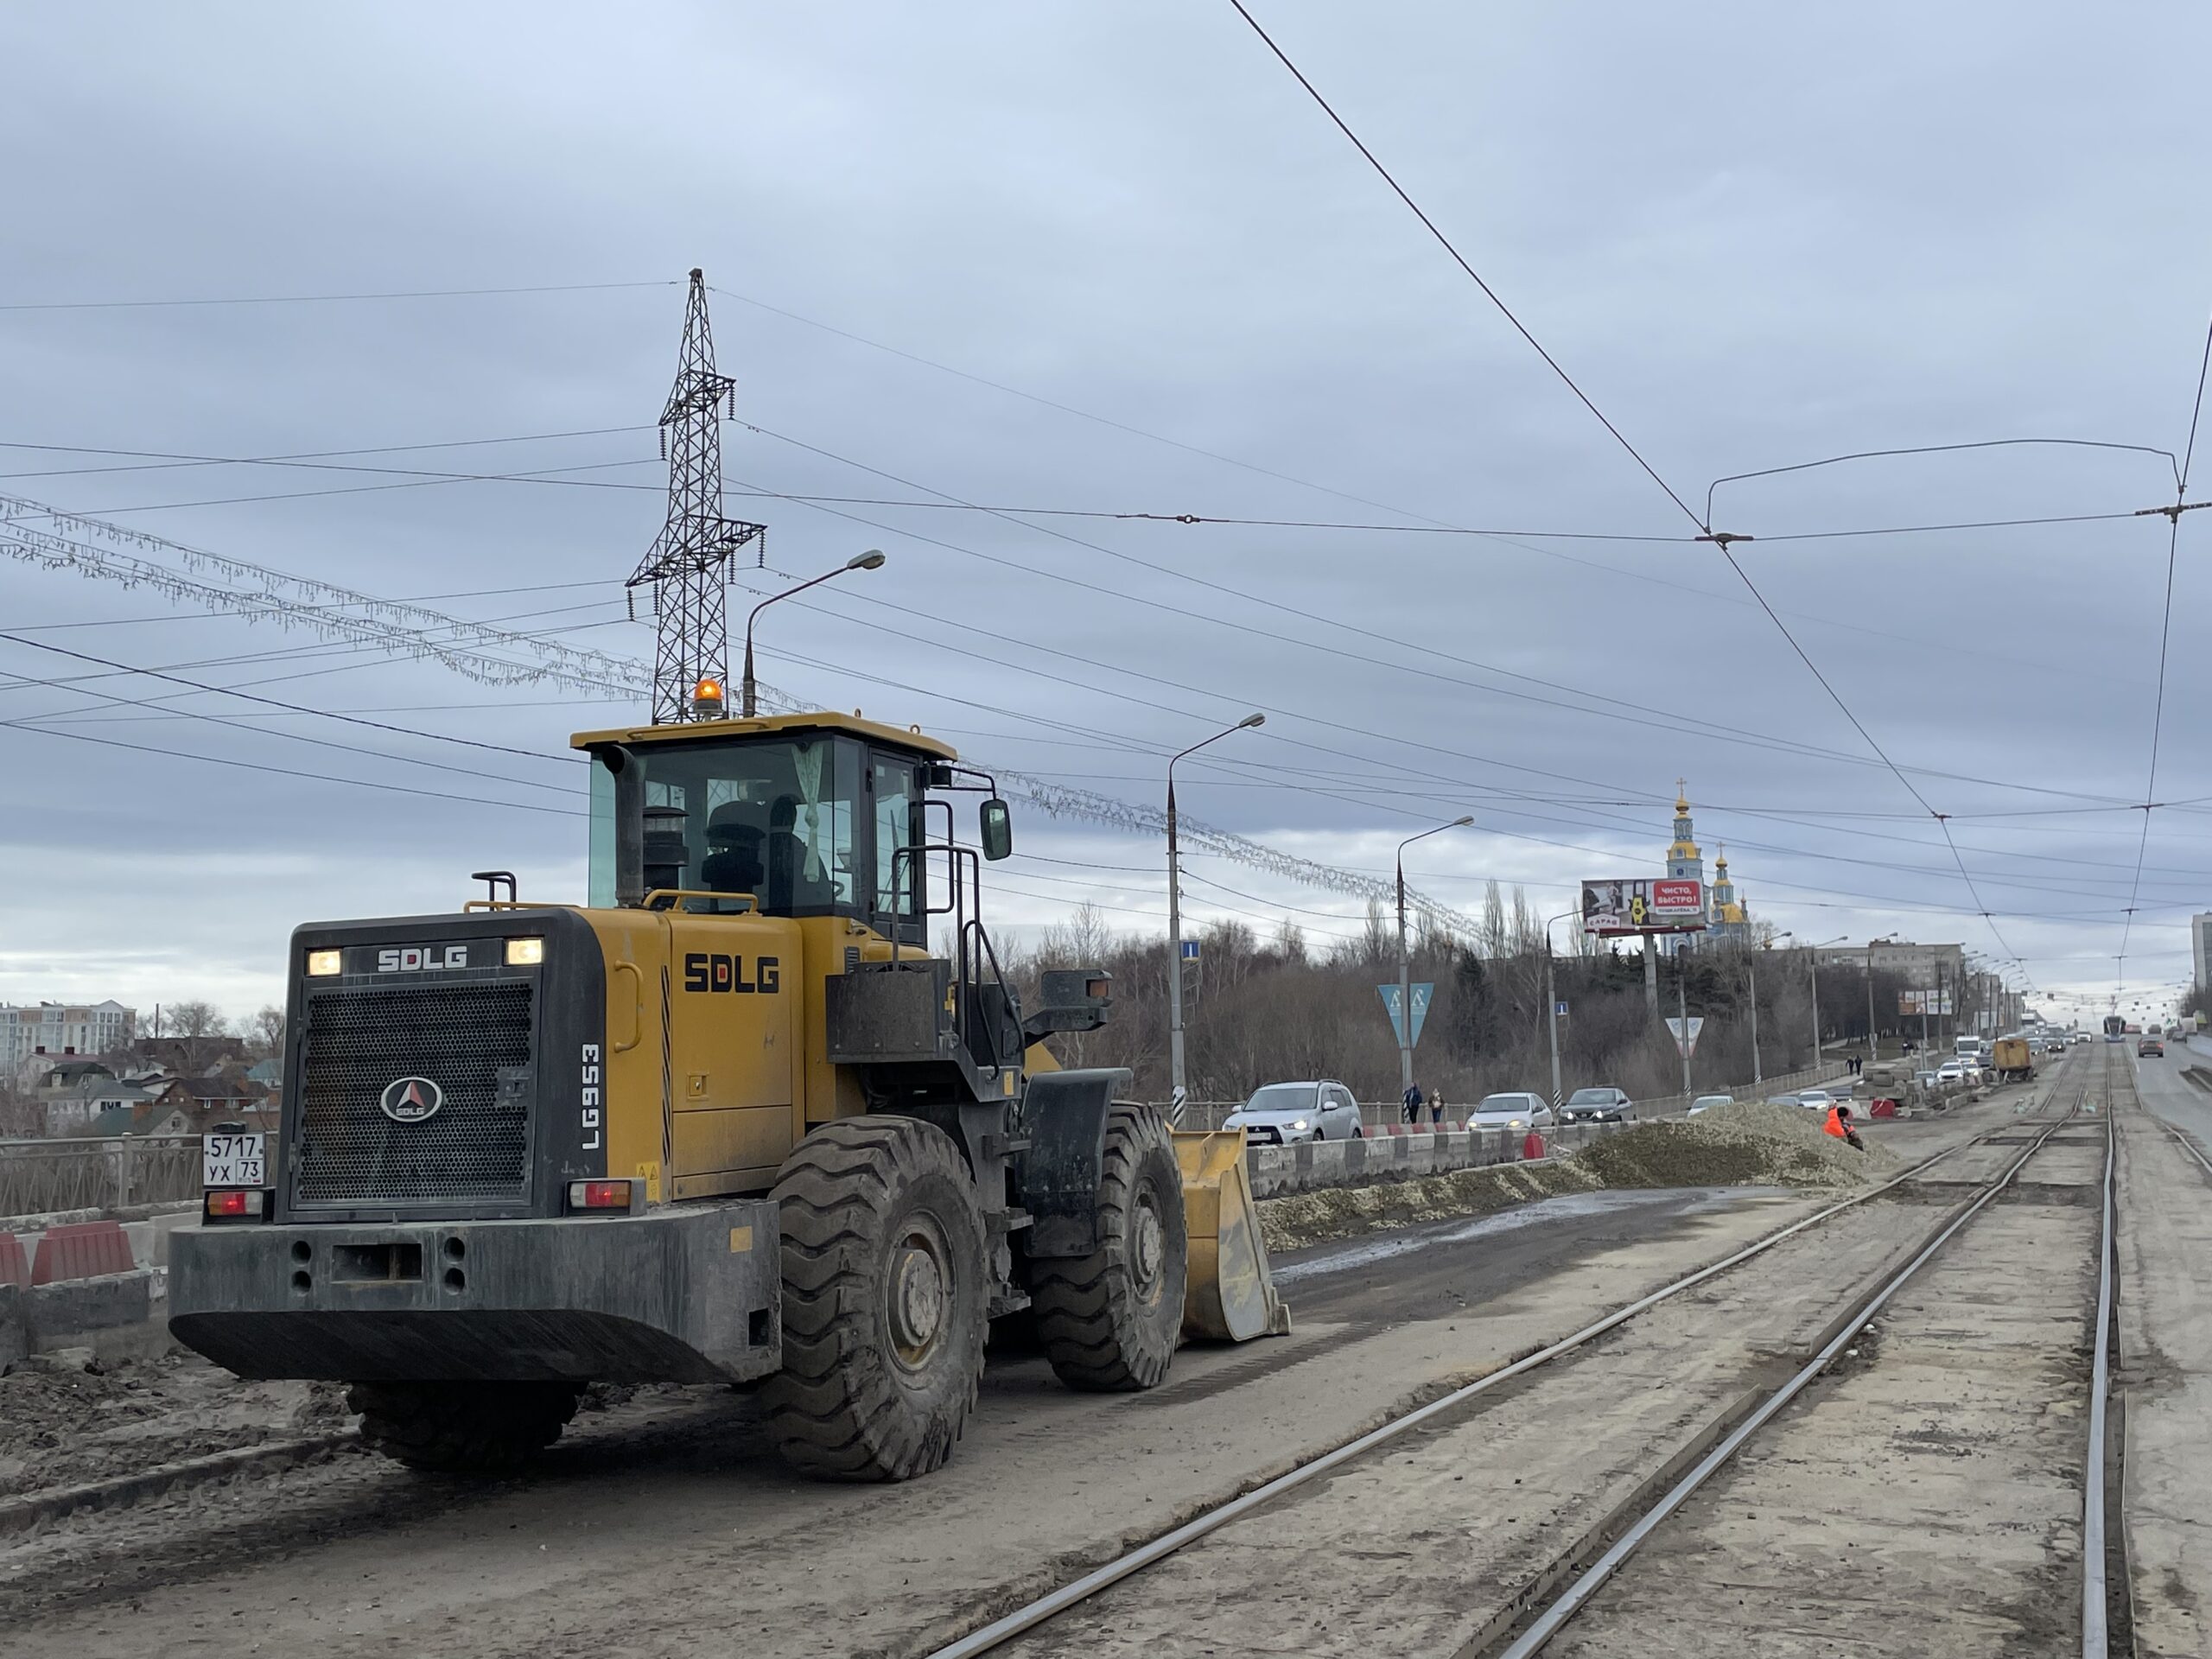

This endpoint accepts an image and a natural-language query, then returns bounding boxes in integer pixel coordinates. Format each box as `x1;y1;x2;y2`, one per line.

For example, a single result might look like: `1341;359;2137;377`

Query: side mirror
979;797;1014;861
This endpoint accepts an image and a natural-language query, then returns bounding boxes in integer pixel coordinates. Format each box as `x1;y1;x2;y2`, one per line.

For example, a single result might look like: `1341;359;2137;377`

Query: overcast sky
3;2;2208;1029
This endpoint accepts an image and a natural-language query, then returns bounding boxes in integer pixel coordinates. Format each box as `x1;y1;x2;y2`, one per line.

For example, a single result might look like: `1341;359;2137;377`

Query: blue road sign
1180;939;1200;960
1377;982;1434;1048
1555;1000;1569;1018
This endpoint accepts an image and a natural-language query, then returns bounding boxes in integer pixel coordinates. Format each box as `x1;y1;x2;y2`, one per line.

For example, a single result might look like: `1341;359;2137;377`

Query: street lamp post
1779;932;1847;1073
1542;908;1581;1115
1864;933;1896;1060
740;550;887;718
1395;817;1473;1102
1748;961;1761;1087
1166;713;1265;1117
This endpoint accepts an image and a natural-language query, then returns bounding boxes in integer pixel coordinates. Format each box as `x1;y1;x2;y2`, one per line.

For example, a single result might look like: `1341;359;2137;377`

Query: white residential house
0;1000;137;1069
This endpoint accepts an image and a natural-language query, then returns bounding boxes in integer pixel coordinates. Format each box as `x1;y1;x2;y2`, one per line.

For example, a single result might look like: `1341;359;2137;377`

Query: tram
2104;1014;2128;1043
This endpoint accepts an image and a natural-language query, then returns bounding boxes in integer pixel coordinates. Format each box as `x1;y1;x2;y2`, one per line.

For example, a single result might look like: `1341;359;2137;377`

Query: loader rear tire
1032;1103;1187;1392
346;1380;582;1473
763;1116;988;1482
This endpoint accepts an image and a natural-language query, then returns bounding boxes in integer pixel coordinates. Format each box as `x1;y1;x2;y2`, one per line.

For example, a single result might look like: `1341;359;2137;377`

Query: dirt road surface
2119;1047;2212;1656
0;1085;2068;1659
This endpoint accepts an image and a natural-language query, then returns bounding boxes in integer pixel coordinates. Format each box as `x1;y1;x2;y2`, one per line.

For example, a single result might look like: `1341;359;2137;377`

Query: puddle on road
1272;1185;1773;1283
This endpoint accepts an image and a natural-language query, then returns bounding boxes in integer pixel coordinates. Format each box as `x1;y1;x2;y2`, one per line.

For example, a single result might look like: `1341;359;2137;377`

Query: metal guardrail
1168;1062;1854;1134
0;1135;201;1218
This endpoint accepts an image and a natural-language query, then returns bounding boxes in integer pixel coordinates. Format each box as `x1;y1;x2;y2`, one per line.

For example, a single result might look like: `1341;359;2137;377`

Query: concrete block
0;1286;26;1373
120;1211;198;1269
29;1268;152;1351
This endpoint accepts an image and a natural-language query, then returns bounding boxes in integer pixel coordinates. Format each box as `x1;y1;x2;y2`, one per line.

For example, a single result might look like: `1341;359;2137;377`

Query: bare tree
1480;880;1508;961
165;1001;232;1075
249;1005;286;1062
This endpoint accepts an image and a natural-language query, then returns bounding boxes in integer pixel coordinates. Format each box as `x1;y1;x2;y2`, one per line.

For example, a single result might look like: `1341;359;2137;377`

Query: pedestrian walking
1428;1087;1446;1127
1402;1083;1423;1124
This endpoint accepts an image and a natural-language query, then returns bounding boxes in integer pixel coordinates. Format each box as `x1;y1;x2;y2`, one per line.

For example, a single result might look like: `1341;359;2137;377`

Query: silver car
1224;1079;1364;1144
1688;1093;1733;1116
1470;1091;1555;1131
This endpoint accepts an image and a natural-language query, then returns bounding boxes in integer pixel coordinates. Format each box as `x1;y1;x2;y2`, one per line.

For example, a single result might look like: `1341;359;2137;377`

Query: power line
0;426;655;482
0;279;677;312
1225;0;1705;532
0;632;582;765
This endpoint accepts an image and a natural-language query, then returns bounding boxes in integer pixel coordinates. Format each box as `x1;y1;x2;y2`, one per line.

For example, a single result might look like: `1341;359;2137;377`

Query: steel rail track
2082;1047;2119;1659
924;1066;2086;1659
1496;1075;2100;1658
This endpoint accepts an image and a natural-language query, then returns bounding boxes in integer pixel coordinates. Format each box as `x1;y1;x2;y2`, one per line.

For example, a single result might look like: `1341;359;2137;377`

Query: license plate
203;1132;267;1188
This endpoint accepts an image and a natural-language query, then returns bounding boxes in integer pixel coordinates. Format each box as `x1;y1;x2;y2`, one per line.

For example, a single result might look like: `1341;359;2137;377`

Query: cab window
871;753;925;936
589;734;861;916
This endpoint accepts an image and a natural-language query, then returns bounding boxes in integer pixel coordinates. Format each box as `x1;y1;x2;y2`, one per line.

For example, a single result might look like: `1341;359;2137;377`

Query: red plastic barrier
1522;1131;1547;1160
30;1219;134;1286
0;1233;27;1289
1868;1097;1900;1119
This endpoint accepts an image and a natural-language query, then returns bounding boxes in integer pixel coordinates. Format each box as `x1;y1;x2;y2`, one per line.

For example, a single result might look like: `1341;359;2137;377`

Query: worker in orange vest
1823;1103;1866;1152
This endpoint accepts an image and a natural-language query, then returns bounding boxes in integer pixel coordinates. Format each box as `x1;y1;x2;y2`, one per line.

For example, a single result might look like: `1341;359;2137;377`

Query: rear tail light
207;1190;265;1218
568;1179;634;1211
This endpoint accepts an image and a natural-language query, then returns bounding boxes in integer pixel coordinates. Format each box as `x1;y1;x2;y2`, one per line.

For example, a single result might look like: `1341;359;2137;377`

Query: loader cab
575;711;1001;948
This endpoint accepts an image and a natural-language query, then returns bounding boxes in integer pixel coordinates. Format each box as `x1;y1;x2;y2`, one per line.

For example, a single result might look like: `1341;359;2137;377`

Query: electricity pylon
626;269;766;723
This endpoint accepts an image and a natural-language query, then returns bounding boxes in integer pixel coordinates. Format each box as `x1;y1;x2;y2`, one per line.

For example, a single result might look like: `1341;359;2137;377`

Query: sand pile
1262;1158;1599;1252
1576;1101;1898;1192
1258;1100;1895;1251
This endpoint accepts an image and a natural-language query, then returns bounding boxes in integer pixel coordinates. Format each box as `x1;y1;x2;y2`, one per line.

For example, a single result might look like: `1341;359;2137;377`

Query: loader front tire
347;1380;582;1473
1032;1103;1187;1392
763;1116;988;1482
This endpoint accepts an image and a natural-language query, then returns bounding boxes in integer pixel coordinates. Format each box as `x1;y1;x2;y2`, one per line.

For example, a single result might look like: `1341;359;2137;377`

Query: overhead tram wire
1224;0;1701;530
724;433;2139;810
693;283;2159;704
5;422;2154;751
9;480;2167;946
10;492;2166;941
2116;305;2212;993
1222;0;2057;988
1703;436;2183;526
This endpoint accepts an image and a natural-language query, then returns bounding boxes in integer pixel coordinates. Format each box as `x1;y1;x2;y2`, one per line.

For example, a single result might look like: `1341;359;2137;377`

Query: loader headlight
505;937;545;966
306;949;342;976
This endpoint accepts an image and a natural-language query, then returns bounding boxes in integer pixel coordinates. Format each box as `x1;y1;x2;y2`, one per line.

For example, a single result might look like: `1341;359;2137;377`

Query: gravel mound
1576;1102;1898;1192
1262;1158;1599;1253
1258;1102;1895;1251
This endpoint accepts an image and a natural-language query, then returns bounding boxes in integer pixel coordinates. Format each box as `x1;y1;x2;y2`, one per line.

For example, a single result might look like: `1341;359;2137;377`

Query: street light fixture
739;550;887;718
1394;816;1474;1103
1165;713;1266;1116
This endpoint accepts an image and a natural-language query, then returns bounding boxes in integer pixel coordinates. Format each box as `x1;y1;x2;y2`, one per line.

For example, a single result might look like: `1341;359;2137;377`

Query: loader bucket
1173;1128;1290;1343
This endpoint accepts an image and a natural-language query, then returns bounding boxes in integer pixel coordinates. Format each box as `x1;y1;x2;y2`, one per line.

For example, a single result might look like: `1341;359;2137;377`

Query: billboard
1582;878;1705;935
1897;990;1955;1016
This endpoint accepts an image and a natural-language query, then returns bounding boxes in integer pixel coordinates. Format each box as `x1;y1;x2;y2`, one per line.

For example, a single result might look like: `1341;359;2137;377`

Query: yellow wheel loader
169;709;1284;1481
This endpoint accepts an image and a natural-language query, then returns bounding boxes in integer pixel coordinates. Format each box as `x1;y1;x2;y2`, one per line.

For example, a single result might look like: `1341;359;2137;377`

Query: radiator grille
292;979;534;1207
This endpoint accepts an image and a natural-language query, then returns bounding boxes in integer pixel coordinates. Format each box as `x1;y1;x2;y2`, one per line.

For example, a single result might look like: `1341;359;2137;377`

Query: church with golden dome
1665;782;1751;950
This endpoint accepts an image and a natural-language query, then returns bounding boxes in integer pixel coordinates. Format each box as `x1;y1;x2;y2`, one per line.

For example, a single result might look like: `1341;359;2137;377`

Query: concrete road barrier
1245;1123;1612;1199
0;1268;156;1370
30;1219;135;1285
